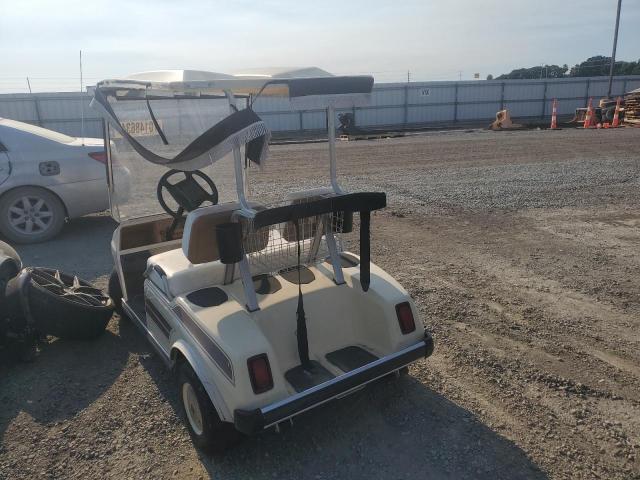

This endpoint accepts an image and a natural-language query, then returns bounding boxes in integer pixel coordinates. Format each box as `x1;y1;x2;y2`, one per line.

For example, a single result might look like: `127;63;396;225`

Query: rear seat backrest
182;202;270;265
182;204;239;264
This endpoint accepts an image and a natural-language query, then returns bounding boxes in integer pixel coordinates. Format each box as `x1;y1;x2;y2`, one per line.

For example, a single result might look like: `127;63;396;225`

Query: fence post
299;111;303;132
453;83;459;124
32;94;43;127
541;81;548;118
403;84;409;126
584;78;591;106
500;82;505;111
622;78;628;96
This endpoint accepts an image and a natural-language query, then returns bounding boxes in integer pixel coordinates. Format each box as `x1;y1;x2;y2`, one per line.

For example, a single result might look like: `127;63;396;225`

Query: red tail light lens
247;354;273;394
88;151;107;164
395;302;416;334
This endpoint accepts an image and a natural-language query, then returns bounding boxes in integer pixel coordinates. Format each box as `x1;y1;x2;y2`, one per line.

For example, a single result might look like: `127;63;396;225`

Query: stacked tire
26;267;114;340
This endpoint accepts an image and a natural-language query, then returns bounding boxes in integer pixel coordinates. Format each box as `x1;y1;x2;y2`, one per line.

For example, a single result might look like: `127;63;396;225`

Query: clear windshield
107;97;241;221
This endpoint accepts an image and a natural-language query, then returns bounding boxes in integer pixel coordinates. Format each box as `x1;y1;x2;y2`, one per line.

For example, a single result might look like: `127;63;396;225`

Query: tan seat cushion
182;202;268;265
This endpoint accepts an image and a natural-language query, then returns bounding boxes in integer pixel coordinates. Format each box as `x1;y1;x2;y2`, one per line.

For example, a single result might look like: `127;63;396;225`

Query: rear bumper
234;332;434;435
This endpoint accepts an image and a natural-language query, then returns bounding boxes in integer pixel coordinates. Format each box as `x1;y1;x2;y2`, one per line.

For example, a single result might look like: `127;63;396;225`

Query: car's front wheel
177;362;242;453
0;187;65;244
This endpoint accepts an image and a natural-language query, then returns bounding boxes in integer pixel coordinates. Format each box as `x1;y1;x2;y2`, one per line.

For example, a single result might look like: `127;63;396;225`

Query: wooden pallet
339;132;405;141
624;93;640;124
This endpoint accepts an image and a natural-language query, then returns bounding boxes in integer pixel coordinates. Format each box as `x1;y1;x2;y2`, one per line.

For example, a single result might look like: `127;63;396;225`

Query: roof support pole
225;90;252;213
327;105;342;194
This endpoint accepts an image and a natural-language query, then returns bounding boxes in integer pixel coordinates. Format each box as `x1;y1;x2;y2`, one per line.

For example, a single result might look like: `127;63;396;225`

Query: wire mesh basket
241;195;349;277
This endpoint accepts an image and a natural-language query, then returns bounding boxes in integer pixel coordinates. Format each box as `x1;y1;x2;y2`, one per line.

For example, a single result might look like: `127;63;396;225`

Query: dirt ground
1;127;639;479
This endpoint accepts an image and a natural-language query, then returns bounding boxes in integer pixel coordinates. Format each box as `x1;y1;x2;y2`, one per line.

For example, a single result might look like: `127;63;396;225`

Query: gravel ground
1;127;639;479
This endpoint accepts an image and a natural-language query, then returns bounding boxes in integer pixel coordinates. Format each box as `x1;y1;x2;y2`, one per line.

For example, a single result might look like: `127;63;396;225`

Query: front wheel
0;187;66;244
108;268;125;317
177;362;242;453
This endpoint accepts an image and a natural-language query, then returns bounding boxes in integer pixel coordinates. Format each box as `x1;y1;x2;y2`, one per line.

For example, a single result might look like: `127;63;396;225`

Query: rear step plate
285;361;335;393
326;346;378;372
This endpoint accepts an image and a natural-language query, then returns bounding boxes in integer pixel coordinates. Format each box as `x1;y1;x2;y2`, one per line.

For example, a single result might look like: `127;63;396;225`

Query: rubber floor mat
326;346;378;372
285;361;335;393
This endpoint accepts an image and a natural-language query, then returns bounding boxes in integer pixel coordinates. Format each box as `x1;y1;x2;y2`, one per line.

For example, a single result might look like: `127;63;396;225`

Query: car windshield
0;118;76;143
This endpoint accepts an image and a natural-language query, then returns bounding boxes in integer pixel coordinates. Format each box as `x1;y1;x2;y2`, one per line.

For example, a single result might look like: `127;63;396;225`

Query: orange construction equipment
583;98;594;128
550;98;558;129
490;109;521;130
612;96;622;127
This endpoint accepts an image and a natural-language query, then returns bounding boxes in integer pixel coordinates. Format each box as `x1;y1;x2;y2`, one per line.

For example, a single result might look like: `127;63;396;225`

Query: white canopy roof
95;67;373;108
126;70;234;82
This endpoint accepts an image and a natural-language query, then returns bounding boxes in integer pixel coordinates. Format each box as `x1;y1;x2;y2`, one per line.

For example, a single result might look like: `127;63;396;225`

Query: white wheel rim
182;382;204;435
7;195;54;235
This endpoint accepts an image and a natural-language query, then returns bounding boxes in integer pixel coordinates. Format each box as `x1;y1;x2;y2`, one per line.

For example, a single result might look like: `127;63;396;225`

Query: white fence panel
1;75;639;136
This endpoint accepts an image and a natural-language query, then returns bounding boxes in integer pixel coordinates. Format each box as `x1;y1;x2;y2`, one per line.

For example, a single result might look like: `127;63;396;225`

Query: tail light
247;354;273;394
395;302;416;334
88;151;107;164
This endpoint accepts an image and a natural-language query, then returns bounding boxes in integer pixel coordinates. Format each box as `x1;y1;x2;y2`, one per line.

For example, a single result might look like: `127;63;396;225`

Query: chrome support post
306;215;325;264
225;89;252;213
327;105;342;194
103;121;118;218
238;256;259;312
325;220;345;285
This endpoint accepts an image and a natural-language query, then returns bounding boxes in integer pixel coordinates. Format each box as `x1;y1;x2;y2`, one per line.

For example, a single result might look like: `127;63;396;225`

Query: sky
0;0;639;93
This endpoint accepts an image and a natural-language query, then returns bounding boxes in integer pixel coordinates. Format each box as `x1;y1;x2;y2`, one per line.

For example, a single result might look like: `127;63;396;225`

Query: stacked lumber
624;88;640;124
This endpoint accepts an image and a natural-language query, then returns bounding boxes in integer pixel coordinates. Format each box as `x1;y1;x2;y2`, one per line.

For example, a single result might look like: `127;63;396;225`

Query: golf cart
92;68;434;452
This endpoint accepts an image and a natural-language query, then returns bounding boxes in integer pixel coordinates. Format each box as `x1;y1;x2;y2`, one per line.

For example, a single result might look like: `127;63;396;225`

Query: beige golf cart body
91;68;433;435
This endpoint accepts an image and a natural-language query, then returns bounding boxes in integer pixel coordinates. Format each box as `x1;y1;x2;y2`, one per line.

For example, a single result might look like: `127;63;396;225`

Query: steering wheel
157;169;219;218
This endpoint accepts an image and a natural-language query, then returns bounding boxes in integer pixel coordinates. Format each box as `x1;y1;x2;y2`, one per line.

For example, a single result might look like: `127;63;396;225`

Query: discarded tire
27;267;114;340
602;106;615;123
0;240;22;269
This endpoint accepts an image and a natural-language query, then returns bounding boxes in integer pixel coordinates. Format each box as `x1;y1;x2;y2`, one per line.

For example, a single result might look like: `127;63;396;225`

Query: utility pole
26;77;32;93
407;70;410;83
607;0;622;98
458;71;462;81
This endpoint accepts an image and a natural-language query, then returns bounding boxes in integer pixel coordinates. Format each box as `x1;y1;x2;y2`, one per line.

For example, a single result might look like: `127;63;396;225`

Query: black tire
108;268;124;317
26;267;114;340
602;106;615;123
0;240;21;268
0;187;66;244
0;240;21;300
177;362;242;453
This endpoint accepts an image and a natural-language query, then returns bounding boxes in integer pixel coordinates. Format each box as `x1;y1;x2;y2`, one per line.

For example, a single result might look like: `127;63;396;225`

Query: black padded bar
286;76;374;98
252;192;386;229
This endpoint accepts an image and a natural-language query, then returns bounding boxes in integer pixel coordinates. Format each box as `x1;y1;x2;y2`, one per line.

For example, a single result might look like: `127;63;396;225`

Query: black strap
294;220;311;370
360;211;371;292
145;92;169;145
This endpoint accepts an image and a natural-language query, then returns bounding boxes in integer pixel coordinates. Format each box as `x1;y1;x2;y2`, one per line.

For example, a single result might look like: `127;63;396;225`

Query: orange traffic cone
550;98;558;129
583;98;594;129
612;96;622;128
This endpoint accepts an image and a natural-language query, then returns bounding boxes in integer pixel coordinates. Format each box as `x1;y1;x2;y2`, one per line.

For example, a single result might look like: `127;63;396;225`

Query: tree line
486;56;640;80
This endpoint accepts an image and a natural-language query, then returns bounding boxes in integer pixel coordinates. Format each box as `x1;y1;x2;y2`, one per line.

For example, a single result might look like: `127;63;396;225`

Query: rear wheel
177;362;242;453
0;187;65;244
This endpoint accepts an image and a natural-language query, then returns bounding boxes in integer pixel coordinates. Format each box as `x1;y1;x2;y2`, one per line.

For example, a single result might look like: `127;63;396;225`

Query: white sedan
0;118;128;243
